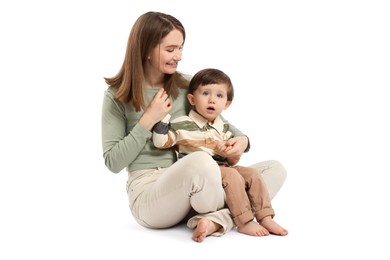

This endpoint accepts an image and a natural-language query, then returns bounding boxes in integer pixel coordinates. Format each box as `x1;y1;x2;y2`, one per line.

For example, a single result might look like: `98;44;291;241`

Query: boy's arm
152;114;177;148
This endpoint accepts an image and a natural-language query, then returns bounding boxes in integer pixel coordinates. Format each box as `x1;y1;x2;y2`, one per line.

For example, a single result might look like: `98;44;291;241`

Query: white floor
1;1;389;259
2;158;388;260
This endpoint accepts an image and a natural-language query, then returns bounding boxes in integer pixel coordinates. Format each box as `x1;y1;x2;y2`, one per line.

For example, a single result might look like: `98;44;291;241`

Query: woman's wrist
139;113;156;131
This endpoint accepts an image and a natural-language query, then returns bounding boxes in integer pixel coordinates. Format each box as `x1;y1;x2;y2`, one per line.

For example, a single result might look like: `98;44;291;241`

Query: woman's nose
173;50;182;61
173;54;181;61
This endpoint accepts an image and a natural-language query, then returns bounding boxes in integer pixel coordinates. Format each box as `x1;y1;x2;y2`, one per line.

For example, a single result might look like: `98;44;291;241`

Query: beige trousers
127;151;286;236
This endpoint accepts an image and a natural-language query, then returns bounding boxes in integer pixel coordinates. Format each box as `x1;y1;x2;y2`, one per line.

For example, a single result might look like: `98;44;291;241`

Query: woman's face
148;29;184;75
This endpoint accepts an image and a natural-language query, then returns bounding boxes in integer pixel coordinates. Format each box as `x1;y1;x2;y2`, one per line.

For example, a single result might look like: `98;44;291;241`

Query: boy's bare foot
237;220;269;236
192;218;221;242
260;216;288;236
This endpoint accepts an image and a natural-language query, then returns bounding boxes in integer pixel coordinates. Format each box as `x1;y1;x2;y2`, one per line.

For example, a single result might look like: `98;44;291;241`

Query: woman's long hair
104;11;188;111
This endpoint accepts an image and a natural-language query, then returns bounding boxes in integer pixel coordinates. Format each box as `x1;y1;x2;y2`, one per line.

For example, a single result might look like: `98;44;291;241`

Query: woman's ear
187;93;195;105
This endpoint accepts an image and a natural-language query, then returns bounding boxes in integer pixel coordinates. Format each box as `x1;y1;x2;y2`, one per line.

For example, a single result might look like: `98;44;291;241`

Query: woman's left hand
216;136;248;159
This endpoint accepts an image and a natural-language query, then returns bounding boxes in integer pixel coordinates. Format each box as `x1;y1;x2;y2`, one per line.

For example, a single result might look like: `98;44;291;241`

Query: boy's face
187;83;231;122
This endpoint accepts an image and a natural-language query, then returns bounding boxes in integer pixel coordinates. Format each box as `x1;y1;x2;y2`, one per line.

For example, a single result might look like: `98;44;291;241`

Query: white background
1;0;389;259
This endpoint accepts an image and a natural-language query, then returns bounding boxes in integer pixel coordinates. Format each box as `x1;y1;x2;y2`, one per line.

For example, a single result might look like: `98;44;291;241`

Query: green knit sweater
101;87;245;173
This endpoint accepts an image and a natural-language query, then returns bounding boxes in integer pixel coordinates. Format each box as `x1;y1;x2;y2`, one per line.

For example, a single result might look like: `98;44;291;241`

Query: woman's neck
144;82;164;88
144;71;165;88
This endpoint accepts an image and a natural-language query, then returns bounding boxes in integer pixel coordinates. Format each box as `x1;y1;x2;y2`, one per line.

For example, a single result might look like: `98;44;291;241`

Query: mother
101;11;287;242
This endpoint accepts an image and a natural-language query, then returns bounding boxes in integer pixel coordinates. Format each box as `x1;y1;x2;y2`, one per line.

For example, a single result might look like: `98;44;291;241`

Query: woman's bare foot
260;216;288;236
238;220;269;236
192;218;222;242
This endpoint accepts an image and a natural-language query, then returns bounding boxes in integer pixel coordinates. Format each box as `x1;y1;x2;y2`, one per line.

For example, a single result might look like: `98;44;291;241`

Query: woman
101;11;287;242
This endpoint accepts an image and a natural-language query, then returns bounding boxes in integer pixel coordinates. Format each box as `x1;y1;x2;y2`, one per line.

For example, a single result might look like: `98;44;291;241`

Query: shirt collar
188;109;225;134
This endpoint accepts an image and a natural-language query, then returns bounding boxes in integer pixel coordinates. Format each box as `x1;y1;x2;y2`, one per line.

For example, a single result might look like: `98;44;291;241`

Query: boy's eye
202;91;209;96
217;94;224;98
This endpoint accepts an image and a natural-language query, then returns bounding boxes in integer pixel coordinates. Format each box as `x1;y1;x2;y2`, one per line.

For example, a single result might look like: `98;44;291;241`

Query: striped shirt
152;110;234;160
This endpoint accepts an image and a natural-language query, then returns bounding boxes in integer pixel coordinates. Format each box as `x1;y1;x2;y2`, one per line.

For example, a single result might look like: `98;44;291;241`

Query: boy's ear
224;100;232;110
187;93;195;105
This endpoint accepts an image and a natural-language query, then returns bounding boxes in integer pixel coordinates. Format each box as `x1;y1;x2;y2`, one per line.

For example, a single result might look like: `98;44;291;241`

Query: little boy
152;68;288;236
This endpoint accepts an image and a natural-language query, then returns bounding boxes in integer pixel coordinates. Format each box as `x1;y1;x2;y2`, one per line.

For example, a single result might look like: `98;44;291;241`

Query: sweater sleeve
221;115;251;153
101;90;151;173
152;114;177;149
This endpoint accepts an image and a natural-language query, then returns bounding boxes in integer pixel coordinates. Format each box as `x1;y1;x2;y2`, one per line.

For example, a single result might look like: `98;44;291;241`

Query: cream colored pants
127;151;287;236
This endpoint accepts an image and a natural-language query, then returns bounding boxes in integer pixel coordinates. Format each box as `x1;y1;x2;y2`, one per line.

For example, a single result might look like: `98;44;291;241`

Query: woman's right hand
139;88;172;130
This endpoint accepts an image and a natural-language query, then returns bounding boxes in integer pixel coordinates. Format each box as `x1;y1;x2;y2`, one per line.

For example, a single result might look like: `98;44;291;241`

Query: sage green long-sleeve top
101;86;246;173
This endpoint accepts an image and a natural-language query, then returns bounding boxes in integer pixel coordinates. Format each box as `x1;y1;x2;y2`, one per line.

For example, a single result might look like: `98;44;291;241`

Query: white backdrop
1;0;389;259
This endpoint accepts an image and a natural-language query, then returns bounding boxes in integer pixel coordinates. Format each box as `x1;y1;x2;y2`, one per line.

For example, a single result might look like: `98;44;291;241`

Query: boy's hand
215;138;244;166
221;136;248;158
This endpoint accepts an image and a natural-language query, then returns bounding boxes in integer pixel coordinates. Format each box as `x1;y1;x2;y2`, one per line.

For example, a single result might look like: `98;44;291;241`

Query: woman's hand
139;88;172;130
215;136;249;165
